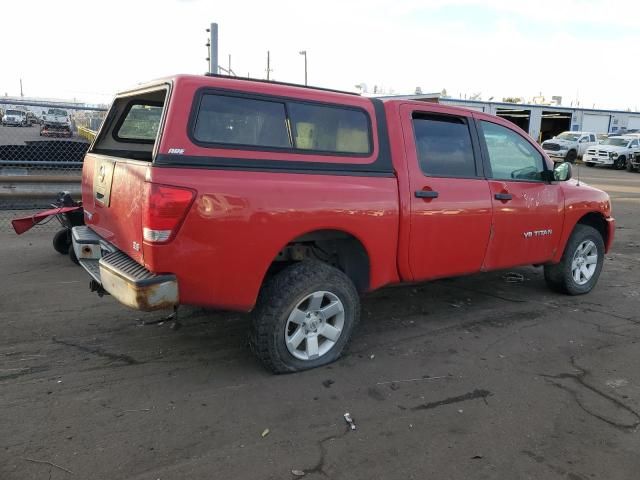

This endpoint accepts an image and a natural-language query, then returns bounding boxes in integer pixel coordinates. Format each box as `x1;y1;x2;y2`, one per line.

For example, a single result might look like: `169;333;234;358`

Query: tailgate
81;84;169;265
82;153;147;263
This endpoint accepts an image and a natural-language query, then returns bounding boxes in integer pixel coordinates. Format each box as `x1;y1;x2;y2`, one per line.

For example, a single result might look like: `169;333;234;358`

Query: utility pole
228;54;231;75
20;78;23;97
206;23;218;74
299;50;307;86
266;51;272;80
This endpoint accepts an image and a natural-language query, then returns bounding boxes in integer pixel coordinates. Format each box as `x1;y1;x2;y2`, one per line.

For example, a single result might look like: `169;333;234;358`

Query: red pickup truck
72;74;614;372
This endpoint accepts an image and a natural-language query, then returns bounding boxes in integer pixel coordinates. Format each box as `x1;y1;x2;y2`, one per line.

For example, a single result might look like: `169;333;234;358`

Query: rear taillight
142;184;195;244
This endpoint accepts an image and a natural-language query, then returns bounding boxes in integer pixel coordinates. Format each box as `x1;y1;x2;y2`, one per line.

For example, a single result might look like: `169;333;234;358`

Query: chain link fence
0;99;106;233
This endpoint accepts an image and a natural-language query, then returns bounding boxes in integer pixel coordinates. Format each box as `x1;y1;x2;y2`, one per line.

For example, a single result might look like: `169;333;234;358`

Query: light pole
299;50;307;86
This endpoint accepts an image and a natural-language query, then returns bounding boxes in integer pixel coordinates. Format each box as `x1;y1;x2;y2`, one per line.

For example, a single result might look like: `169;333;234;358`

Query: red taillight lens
142;184;195;243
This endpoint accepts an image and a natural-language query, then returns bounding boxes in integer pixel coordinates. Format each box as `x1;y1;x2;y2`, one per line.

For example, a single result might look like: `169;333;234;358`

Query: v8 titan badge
523;229;553;239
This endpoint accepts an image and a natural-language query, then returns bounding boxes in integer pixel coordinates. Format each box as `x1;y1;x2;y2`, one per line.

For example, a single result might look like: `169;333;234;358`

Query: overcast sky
2;0;639;109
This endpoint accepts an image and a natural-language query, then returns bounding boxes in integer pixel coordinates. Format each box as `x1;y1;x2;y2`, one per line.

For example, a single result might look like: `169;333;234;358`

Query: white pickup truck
583;135;640;169
541;131;598;163
41;108;72;137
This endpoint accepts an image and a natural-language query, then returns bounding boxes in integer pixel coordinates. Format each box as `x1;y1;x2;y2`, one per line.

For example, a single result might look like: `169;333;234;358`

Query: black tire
69;245;79;265
615;155;626;170
250;260;360;373
585;162;595;168
566;150;577;163
544;224;604;295
52;228;71;254
627;160;634;172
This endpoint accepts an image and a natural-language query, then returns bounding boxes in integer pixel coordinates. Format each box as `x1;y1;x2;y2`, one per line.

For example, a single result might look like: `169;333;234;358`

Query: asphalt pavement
1;167;640;480
0;124;85;146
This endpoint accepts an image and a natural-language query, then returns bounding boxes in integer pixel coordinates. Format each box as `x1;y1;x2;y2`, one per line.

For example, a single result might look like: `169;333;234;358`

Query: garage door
627;117;640;130
582;114;611;133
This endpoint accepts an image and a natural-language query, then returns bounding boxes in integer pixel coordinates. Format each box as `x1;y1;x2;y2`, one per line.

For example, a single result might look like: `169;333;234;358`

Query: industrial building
383;93;640;143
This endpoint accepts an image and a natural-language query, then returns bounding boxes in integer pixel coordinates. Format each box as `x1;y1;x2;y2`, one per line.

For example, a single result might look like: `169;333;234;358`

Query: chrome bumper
72;226;178;311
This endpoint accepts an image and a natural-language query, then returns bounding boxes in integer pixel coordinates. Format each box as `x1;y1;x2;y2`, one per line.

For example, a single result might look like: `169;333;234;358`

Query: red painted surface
82;154;147;264
398;104;492;281
81;75;614;312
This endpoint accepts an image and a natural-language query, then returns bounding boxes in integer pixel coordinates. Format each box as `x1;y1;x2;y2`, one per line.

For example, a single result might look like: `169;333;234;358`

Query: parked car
541;131;598;163
583;135;640;169
70;74;615;372
1;109;28;127
26;111;40;126
41;108;72;137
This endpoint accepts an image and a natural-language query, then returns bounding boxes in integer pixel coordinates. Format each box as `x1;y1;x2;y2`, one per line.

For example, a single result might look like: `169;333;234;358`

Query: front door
401;106;493;281
476;119;564;269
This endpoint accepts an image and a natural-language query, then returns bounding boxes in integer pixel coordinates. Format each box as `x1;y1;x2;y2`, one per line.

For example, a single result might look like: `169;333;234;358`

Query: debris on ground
471;455;483;460
344;412;356;430
261;428;270;438
322;379;335;388
503;272;525;283
370;354;375;359
291;470;306;477
376;375;448;386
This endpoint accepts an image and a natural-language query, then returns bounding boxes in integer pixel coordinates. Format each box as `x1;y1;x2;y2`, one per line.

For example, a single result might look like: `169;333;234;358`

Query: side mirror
553;161;572;181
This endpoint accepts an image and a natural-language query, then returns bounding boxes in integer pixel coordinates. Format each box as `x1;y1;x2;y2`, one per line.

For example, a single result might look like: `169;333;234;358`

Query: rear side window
288;103;370;153
116;104;163;141
191;93;372;155
412;114;476;177
193;95;290;148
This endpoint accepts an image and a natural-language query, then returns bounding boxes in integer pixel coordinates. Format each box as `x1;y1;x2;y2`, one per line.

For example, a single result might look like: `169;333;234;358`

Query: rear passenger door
400;105;493;281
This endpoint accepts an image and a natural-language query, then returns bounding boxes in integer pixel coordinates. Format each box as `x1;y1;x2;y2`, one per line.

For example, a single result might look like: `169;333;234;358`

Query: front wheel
544;224;604;295
585;162;595;168
614;156;626;170
250;260;360;373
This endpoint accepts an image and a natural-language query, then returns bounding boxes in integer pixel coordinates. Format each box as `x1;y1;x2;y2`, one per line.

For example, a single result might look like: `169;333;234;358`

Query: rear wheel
544;224;604;295
250;260;360;373
566;150;577;163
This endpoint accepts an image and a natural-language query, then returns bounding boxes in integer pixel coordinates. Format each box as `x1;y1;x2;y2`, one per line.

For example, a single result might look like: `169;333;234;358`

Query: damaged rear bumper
72;226;178;311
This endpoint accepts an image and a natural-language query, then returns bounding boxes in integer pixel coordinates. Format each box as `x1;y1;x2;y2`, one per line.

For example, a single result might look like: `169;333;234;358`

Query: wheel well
270;230;370;293
577;212;608;245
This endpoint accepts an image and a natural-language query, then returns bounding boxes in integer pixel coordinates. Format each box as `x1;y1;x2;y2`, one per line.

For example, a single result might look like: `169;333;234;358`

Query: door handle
494;193;513;201
415;190;439;199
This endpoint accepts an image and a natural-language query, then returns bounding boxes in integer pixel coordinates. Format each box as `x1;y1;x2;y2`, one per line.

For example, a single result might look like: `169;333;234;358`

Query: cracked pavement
1;167;640;479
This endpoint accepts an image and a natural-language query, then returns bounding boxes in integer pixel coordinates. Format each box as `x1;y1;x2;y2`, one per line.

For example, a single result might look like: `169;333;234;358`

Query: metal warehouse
386;94;640;143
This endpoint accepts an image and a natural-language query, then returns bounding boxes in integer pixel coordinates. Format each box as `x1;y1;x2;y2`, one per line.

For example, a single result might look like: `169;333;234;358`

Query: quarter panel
143;168;401;310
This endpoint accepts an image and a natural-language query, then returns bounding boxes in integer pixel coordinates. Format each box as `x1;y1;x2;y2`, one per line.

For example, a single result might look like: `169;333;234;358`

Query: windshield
602;138;629;147
48;108;68;116
556;133;580;141
6;109;24;116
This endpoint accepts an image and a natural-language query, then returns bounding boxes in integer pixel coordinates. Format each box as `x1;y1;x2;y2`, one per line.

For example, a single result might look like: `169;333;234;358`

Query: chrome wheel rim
571;240;598;285
284;291;345;361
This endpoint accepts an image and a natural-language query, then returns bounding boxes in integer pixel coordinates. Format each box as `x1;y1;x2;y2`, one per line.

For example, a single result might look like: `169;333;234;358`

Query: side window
192;93;372;154
480;121;544;181
590;134;596;142
193;94;291;148
412;114;476;178
630;139;638;148
287;103;370;154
